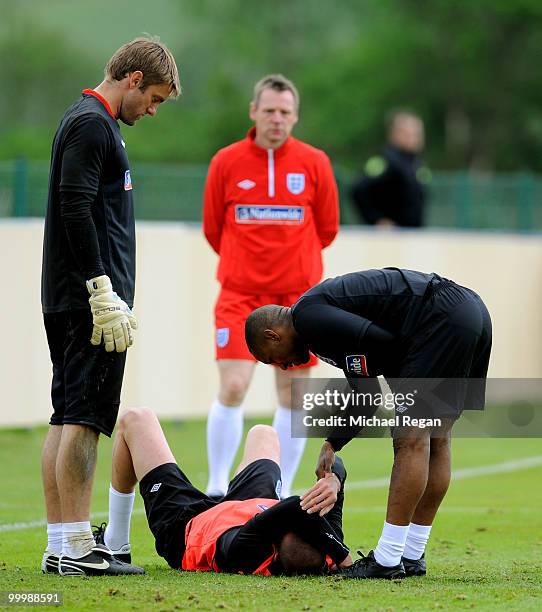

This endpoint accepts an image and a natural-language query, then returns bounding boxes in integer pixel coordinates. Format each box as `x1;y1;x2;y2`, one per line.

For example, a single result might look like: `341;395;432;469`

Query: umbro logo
237;179;256;190
150;483;162;493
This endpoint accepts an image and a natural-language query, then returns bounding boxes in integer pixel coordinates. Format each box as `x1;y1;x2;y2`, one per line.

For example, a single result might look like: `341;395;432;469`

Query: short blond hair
252;74;299;109
105;36;181;98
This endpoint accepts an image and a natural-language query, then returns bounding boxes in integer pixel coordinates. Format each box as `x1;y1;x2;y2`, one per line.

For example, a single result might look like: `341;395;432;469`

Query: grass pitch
0;419;541;611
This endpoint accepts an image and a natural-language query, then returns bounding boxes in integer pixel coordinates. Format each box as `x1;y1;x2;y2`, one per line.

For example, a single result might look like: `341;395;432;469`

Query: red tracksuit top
203;127;339;295
182;498;280;574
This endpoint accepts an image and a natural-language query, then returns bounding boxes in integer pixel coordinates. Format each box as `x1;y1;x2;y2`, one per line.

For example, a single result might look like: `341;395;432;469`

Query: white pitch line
0;508;146;534
294;454;542;493
1;456;541;534
346;506;542;514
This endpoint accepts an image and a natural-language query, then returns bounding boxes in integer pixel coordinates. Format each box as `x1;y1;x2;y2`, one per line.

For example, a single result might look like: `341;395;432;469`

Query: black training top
350;146;427;227
292;268;436;378
41;89;135;313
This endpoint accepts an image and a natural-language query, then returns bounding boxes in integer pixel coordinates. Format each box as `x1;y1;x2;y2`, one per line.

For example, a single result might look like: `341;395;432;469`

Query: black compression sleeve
324;457;347;542
61;192;105;279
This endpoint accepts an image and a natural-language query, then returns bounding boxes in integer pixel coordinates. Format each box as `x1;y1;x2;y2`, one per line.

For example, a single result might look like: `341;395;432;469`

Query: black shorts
389;278;492;418
44;310;127;437
140;459;282;569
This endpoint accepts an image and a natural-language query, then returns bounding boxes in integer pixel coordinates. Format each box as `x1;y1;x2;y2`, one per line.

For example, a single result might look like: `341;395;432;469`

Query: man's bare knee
430;435;451;450
235;425;280;475
393;431;430;455
220;376;250;405
247;424;279;446
218;360;254;405
429;436;451;464
119;406;155;433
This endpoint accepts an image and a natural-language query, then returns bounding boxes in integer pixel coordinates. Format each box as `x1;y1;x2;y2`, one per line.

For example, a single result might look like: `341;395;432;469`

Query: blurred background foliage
2;0;542;171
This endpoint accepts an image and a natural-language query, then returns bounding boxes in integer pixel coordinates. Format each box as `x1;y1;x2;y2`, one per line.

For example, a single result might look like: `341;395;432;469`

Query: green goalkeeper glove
86;275;138;353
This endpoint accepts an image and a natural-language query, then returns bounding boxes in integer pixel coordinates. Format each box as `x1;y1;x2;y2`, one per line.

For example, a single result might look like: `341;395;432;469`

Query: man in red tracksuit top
96;407;352;576
203;74;340;499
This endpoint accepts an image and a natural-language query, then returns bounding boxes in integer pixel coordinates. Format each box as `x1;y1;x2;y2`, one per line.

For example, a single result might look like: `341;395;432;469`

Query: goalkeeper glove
86;275;138;353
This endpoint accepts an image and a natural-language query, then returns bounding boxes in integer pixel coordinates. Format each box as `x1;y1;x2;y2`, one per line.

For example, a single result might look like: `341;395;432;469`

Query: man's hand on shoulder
87;275;138;353
299;471;341;517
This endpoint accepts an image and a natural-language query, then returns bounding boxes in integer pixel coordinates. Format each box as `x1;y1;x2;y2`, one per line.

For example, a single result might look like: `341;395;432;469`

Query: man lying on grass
94;407;353;575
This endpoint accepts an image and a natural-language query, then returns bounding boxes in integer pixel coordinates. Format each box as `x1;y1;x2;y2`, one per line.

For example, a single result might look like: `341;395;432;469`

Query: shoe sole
58;563;143;576
340;571;406;580
58;561;88;576
58;557;142;576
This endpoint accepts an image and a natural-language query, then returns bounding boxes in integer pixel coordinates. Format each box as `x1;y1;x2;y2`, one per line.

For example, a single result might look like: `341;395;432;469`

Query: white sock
374;521;409;567
104;484;135;551
273;405;306;498
206;399;244;495
403;522;432;560
46;522;63;555
61;521;94;559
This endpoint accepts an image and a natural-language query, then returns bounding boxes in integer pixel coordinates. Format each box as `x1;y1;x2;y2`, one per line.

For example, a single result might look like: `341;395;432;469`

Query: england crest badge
286;173;305;195
216;328;230;348
124;169;133;191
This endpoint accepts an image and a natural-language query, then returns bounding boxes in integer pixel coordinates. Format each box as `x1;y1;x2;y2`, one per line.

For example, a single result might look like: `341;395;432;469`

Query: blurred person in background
203;74;339;499
350;110;429;228
40;37;180;576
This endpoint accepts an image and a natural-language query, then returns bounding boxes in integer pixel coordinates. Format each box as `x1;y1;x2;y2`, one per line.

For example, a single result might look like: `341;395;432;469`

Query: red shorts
214;287;318;368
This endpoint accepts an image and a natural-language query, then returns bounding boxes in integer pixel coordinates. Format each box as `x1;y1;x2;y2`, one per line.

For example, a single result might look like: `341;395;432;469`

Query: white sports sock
104;484;135;551
61;521;94;559
206;399;244;495
403;522;432;560
273;405;306;498
374;521;409;567
46;522;63;555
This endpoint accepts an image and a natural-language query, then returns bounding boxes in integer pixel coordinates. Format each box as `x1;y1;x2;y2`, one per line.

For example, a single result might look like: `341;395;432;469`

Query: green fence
1;159;541;231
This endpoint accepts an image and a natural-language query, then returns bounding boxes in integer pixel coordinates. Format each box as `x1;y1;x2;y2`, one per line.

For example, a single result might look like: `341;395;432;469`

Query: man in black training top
41;37;180;576
351;111;428;228
245;268;492;579
94;407;352;576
